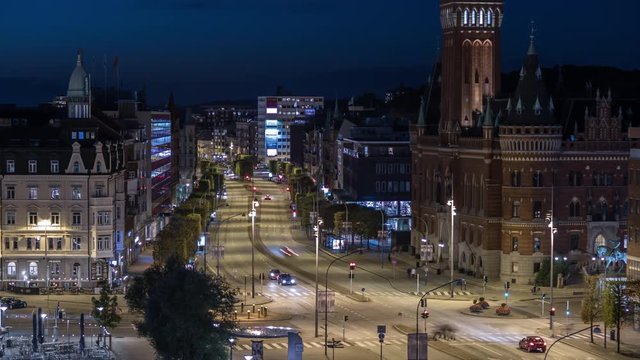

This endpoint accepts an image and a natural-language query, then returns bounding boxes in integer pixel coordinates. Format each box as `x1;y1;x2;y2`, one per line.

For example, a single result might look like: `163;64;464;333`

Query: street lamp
343;203;350;250
324;248;364;355
38;219;51;289
378;209;385;268
547;187;556;337
228;338;236;360
314;217;323;337
250;199;259;299
447;200;456;298
212;213;246;275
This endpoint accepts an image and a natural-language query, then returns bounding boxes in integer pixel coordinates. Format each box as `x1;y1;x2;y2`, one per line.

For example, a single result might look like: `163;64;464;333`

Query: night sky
1;0;639;106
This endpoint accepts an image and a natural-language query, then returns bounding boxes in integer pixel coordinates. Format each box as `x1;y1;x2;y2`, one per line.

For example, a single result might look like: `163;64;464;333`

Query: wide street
214;172;640;360
1;171;638;360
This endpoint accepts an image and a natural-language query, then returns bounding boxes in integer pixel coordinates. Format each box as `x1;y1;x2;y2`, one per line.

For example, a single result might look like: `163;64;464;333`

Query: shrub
495;303;511;316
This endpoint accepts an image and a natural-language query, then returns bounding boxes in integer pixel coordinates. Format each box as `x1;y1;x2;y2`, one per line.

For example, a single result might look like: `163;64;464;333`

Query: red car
518;336;546;353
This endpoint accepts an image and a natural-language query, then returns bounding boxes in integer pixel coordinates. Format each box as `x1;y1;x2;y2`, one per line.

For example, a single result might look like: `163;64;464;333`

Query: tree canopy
125;256;237;360
91;280;121;330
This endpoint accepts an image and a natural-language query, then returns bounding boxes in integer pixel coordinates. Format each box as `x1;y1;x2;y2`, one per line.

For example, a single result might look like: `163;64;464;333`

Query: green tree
125;256;237;360
91;280;121;329
602;282;632;353
580;275;601;343
534;259;569;287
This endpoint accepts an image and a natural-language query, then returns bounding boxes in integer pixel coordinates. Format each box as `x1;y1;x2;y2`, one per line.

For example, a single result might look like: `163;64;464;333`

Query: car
0;297;27;309
518;336;546;353
278;273;296;286
264;195;272;200
268;269;281;280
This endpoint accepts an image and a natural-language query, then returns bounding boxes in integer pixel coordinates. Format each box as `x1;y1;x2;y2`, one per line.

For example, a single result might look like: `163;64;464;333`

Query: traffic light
504;292;509;298
292;211;297;218
420;298;427;307
483;275;488;285
349;262;356;271
550;307;556;316
253;186;257;192
504;281;510;290
344;315;348;322
421;309;430;319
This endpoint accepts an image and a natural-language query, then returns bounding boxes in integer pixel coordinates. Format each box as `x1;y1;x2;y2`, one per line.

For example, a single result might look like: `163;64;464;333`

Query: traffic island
394;324;484;360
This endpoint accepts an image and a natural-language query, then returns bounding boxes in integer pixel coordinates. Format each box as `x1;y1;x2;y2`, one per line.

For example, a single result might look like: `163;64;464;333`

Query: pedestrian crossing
234;332;598;350
263;290;473;298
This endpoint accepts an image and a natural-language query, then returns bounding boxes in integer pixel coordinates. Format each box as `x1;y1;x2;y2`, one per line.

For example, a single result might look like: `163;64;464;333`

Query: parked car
268;269;281;280
278;273;296;286
518;336;546;353
1;297;27;309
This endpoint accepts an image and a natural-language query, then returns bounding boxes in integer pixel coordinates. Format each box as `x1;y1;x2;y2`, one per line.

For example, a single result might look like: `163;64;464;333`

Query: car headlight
291;279;295;283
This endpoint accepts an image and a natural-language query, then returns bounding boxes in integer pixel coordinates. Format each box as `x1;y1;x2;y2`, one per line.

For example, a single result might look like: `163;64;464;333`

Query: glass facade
151;112;172;215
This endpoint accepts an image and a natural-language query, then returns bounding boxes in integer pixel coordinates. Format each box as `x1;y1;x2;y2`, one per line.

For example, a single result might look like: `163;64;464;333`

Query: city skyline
1;0;639;106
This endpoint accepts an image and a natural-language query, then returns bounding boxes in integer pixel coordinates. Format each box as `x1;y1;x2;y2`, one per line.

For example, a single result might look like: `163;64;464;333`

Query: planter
495;303;511;316
469;304;483;313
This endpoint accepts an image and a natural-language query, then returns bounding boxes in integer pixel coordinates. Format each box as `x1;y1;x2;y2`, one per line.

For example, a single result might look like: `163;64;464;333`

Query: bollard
264;307;268;317
247;311;251;319
241;303;244;313
258;310;261;318
252;304;256;313
260;306;264;316
234;311;238;320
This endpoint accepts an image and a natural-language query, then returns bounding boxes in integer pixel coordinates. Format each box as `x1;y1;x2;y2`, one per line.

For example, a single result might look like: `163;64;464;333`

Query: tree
602;281;633;353
125;256;237;360
534;259;569;287
580;275;601;343
91;280;121;330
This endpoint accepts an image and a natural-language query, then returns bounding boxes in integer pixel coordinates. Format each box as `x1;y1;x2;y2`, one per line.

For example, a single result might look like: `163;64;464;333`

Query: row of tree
581;275;640;352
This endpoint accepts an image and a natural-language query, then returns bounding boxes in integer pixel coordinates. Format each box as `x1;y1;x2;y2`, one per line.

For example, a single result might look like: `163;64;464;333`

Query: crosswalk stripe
270;343;285;349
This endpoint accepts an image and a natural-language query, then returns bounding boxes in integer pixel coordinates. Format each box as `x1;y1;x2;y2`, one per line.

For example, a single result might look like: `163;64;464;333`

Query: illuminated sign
304;109;316;116
266;108;278;114
265;129;279;137
267;149;278;156
265;120;278;126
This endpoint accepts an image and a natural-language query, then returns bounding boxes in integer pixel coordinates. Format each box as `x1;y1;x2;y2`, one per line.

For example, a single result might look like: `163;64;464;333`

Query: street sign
377;325;386;334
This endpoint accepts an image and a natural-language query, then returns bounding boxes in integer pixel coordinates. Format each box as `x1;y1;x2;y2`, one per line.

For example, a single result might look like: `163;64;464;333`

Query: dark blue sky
1;0;639;106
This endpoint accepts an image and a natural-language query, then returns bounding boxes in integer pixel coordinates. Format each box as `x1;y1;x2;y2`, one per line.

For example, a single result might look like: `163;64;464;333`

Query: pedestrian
407;268;411;278
388;253;392;263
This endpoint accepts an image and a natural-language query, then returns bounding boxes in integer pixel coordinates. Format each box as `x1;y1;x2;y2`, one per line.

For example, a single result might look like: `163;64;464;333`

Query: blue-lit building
150;111;173;216
257;96;324;163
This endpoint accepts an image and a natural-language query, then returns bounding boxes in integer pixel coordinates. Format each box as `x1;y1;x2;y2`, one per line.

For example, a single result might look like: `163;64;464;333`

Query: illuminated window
73;161;80;173
533;237;541;252
479;9;484;25
6;160;15;173
29;262;38;276
29;186;38;199
471;9;477;25
28;160;37;173
51;187;60;199
50;160;59;173
97;236;111;250
72;212;81;225
7;262;16;276
72;237;81;250
72;186;82;200
487;9;493;26
511;237;519;252
463;9;469;25
97;211;111;225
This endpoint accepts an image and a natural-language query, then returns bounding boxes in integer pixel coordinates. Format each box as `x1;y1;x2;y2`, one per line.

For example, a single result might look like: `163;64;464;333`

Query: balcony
90;197;113;207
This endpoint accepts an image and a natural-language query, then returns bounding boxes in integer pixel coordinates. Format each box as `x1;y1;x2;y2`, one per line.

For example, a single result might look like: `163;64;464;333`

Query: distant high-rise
257;96;324;163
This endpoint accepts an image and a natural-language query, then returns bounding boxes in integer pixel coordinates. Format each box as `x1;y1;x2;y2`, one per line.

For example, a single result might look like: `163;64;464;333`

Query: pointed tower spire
533;96;542;115
584;106;589;118
519;65;526;79
333;97;340;119
535;65;542;80
506;97;512;114
596;88;600;100
483;97;494;127
607;88;612;101
548;96;555;112
417;96;426;126
494;109;502;127
76;50;83;66
528;20;537;55
516;96;523;114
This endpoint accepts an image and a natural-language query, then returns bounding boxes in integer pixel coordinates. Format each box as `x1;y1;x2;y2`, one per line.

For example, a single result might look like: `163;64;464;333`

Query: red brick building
411;0;636;285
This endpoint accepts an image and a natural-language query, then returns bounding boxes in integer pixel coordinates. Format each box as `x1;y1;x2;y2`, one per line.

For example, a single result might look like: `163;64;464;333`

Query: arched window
7;262;16;276
96;161;102;172
479;9;484;25
463;9;469;25
73;161;80;173
569;200;581;217
471;9;477;25
29;261;38;276
487;9;493;26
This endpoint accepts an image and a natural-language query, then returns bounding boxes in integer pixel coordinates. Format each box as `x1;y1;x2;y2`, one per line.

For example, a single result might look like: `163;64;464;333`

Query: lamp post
213;213;246;275
40;313;47;342
343;203;350;250
447;200;456;298
547;186;555;337
415;279;461;359
250;198;259;299
324;248;363;355
378;209;385;268
314;217;323;337
228;338;236;360
38;219;51;289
